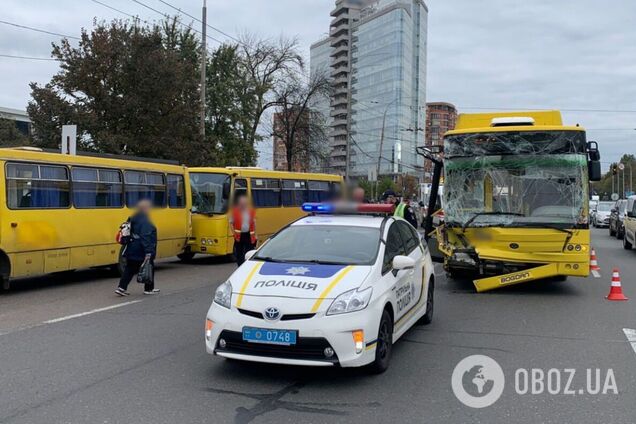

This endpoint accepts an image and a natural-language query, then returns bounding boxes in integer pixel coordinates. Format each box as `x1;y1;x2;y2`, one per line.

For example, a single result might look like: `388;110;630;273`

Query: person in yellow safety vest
394;195;418;228
230;194;257;266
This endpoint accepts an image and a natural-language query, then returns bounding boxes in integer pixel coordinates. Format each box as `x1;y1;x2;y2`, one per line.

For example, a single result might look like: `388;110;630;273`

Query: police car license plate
242;327;297;345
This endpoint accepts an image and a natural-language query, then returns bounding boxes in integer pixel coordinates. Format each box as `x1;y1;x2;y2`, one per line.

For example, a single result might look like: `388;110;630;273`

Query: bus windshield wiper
462;212;525;232
512;223;574;235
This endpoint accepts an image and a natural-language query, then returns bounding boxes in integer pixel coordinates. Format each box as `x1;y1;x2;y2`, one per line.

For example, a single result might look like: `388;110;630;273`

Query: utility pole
199;0;207;138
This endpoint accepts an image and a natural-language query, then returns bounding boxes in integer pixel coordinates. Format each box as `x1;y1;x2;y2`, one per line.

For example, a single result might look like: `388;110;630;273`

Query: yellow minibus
182;167;343;260
0;148;191;288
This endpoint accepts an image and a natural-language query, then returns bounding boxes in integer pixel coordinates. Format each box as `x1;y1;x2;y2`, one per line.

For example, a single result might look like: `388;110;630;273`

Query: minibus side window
72;167;123;208
234;178;248;200
167;174;185;208
124;171;166;208
251;178;280;208
308;180;330;202
282;180;307;206
6;162;70;209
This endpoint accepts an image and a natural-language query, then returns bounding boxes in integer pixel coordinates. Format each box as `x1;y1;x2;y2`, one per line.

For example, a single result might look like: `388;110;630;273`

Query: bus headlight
327;288;372;316
214;281;232;309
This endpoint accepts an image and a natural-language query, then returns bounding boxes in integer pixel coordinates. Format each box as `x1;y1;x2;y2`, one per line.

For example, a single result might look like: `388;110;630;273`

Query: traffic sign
611;193;620;201
619;163;625;171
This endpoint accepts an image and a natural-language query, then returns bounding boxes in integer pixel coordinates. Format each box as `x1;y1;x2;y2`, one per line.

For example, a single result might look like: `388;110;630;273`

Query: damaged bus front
434;111;601;292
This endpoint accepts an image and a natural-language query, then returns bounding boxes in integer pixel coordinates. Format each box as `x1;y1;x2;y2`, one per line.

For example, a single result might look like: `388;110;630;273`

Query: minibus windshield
190;173;230;214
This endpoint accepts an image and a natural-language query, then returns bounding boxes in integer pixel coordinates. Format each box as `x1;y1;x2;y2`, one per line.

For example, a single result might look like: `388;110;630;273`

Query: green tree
28;18;206;165
0;118;29;147
378;177;397;198
205;44;254;166
592;154;636;200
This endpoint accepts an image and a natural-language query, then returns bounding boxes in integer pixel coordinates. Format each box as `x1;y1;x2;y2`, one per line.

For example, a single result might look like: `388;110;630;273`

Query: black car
609;199;627;239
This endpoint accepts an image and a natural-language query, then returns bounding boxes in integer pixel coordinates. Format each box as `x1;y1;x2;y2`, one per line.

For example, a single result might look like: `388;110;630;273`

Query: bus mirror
426;237;445;263
587;141;600;161
430;145;443;155
222;181;231;198
588;160;601;182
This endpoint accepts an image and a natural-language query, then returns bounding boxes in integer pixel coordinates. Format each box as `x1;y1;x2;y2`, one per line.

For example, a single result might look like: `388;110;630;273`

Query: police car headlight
214;281;232;309
327;287;373;316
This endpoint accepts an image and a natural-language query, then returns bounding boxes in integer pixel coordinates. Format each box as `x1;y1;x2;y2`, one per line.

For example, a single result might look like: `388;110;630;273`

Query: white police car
205;203;435;373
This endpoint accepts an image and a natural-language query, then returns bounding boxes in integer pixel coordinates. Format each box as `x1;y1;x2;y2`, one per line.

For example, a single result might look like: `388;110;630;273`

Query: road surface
0;228;635;423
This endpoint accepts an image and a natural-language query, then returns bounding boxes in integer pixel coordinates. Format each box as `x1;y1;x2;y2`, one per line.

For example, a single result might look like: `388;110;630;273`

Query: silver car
593;201;613;227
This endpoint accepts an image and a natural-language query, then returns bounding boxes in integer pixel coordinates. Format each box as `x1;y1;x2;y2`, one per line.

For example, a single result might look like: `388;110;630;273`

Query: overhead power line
0;53;59;61
155;0;240;43
0;19;80;40
91;0;150;24
128;0;223;44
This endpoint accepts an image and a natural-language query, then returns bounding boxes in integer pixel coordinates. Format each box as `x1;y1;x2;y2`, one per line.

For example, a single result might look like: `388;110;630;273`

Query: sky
1;0;635;170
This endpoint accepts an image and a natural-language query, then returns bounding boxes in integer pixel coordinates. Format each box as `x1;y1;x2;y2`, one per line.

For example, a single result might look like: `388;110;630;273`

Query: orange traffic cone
590;249;600;272
607;268;628;301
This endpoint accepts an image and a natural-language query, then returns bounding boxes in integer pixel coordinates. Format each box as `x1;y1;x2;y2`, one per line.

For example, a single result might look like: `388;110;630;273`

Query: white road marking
622;328;636;356
43;300;142;324
591;270;601;278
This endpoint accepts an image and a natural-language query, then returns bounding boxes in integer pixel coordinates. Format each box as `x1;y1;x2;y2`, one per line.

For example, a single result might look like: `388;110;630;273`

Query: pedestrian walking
230;195;257;266
115;199;159;296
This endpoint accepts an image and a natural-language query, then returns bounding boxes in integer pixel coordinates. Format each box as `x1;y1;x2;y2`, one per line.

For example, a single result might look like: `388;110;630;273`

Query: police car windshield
254;225;381;265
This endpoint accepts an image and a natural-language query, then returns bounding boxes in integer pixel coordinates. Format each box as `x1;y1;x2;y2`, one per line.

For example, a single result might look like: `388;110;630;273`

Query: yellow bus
433;111;601;292
0;148;191;289
182;167;343;260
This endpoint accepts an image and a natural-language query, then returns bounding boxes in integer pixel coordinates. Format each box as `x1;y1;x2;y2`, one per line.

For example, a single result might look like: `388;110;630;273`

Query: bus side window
6;162;70;209
308;180;330;202
282;180;307;206
330;182;343;201
167;174;186;208
72;167;123;208
124;171;166;208
251;178;280;208
234;178;248;201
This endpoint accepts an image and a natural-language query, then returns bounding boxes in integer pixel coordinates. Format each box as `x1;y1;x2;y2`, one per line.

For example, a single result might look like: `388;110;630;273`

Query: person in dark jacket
115;199;159;296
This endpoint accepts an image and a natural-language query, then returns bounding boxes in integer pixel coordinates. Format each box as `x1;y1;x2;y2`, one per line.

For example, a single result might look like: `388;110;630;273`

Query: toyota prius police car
205;203;434;373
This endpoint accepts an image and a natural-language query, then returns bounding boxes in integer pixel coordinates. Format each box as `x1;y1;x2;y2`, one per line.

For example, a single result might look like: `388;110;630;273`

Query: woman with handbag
115;199;159;296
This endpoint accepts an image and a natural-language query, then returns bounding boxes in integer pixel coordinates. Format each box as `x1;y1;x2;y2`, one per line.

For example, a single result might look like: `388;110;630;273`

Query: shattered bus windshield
443;131;588;228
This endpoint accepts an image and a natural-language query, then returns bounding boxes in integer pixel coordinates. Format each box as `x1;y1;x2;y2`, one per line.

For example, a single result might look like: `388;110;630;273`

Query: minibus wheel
177;251;195;262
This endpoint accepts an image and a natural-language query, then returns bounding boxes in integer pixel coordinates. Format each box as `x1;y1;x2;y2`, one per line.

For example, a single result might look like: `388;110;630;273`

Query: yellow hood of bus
457;227;590;262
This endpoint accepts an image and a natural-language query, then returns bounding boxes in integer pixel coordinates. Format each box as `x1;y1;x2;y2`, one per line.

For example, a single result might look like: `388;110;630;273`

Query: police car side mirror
392;255;415;271
244;250;257;261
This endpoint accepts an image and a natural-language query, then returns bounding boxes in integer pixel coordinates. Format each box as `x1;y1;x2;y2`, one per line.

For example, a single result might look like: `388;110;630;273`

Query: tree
238;34;303;164
0;118;29;147
592;154;636;199
205;44;252;166
378;177;397;198
270;70;331;172
28;18;206;164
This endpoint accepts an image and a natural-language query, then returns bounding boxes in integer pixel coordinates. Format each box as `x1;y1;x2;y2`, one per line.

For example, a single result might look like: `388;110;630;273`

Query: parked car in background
609;199;627;239
622;196;636;250
593;201;613;227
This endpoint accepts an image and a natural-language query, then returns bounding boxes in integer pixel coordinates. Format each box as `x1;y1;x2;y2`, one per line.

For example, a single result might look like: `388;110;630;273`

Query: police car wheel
418;279;434;325
369;309;393;374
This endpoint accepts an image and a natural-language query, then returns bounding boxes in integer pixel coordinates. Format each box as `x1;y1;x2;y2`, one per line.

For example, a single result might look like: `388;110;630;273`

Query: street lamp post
375;97;399;199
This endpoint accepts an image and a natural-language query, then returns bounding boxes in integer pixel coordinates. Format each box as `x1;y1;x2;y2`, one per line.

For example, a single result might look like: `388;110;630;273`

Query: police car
205;203;434;373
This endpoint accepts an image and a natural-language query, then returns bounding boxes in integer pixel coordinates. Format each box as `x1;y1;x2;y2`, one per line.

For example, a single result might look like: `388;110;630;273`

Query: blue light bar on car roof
301;202;395;214
302;203;335;213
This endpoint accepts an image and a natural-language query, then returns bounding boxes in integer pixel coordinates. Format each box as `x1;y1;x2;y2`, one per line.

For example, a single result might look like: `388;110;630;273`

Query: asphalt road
1;227;635;424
